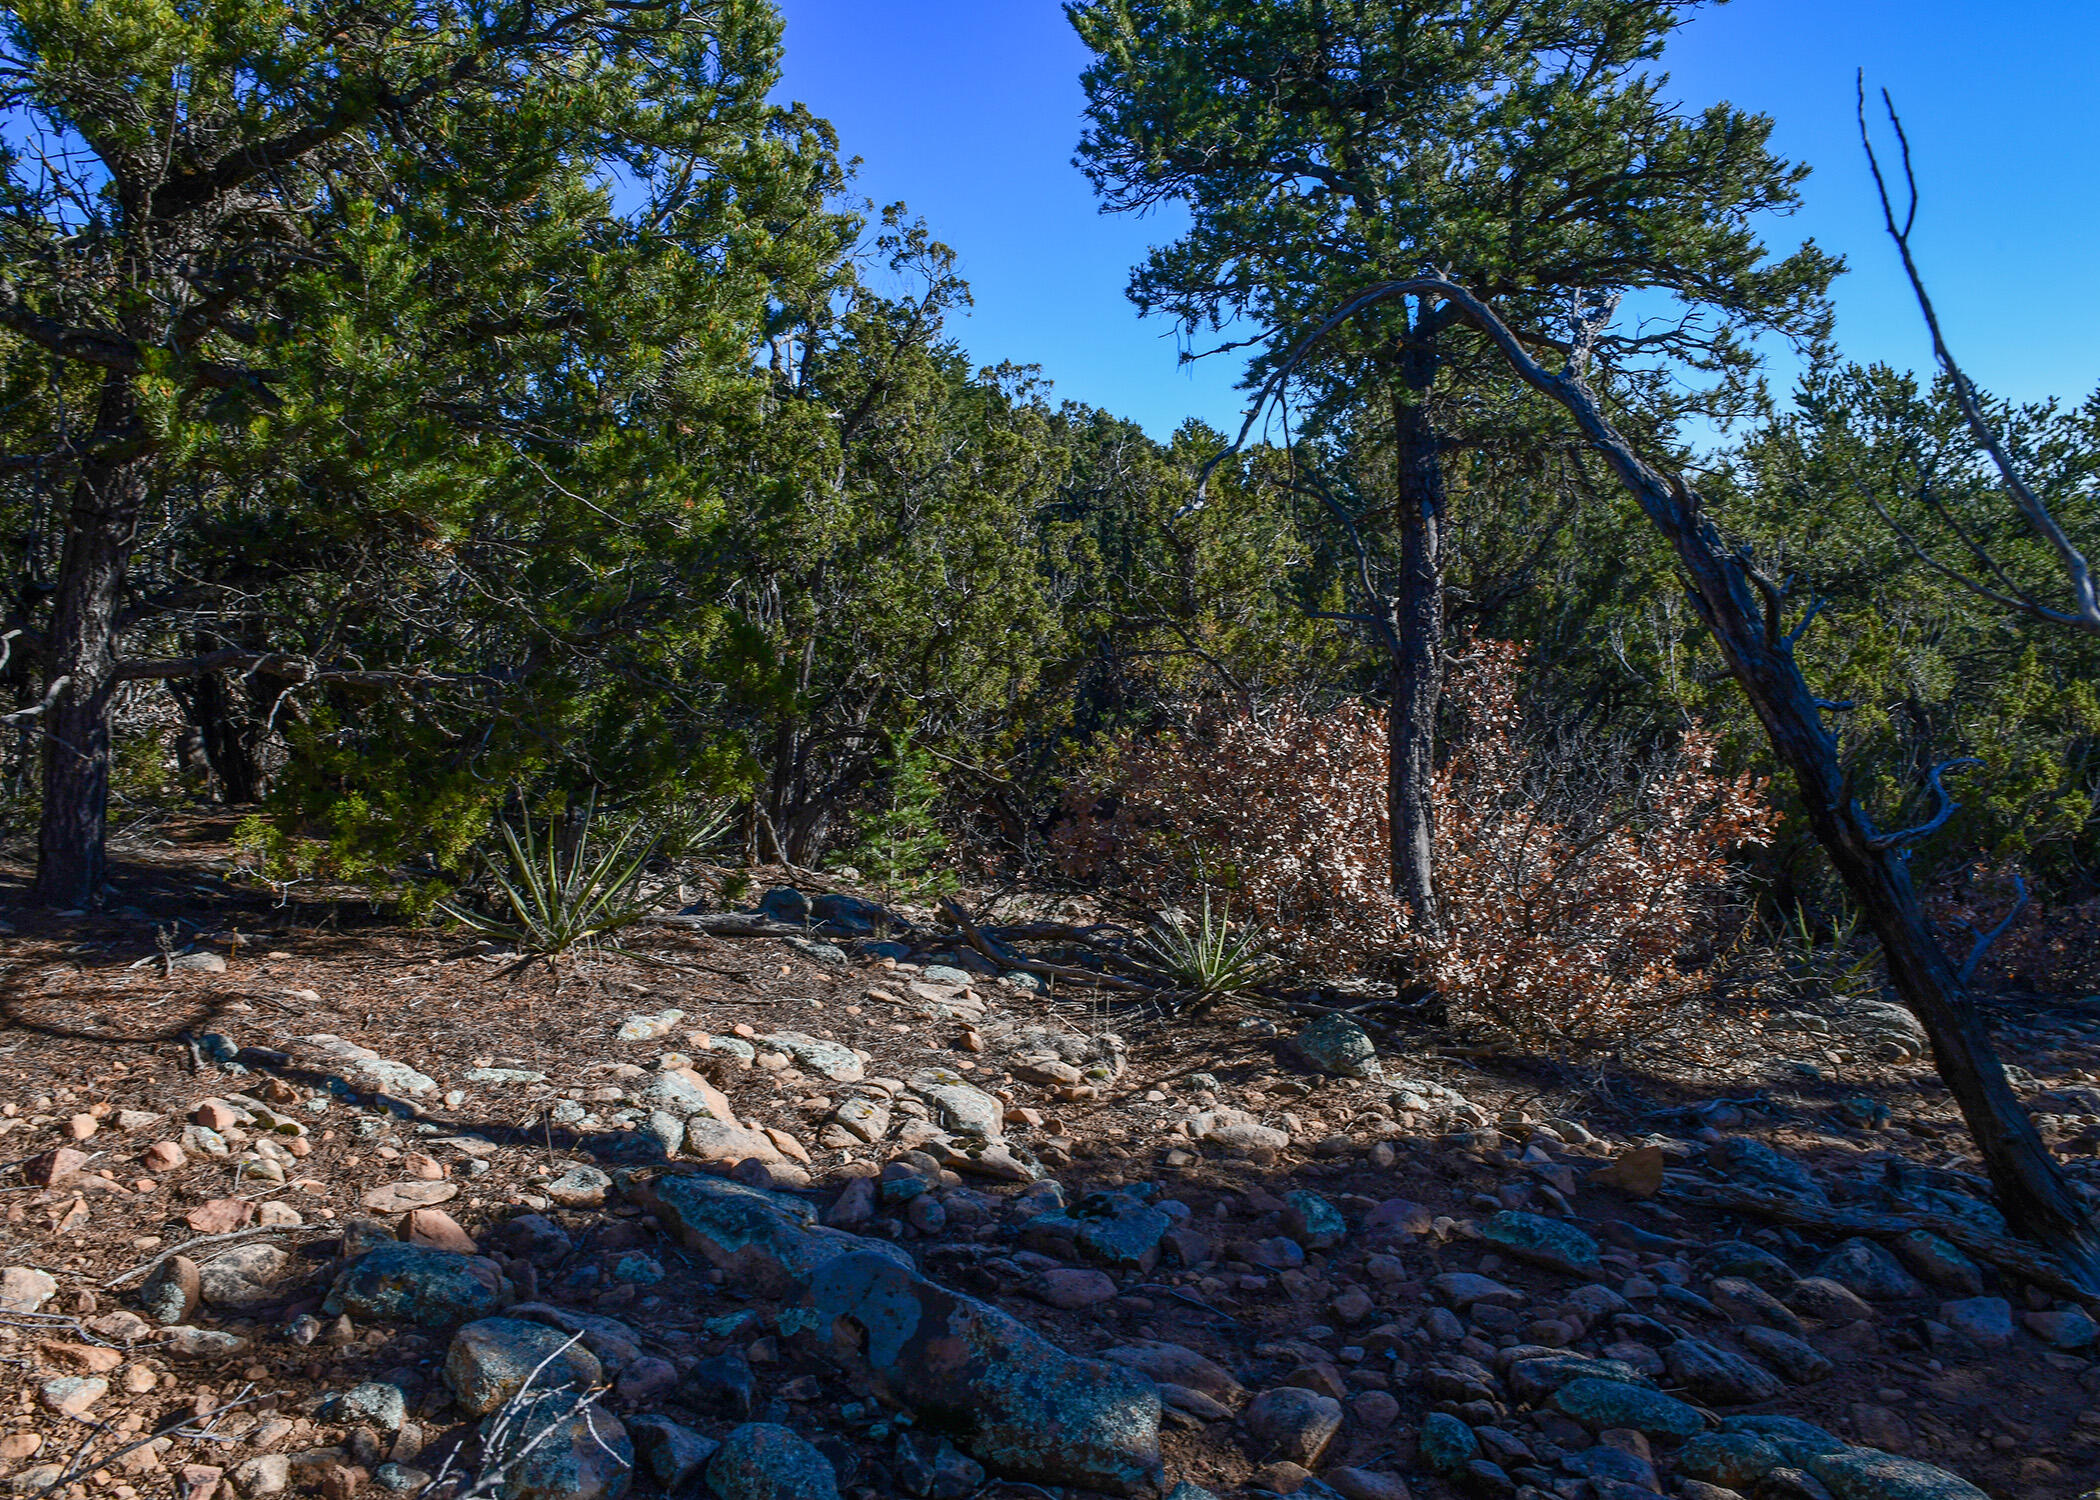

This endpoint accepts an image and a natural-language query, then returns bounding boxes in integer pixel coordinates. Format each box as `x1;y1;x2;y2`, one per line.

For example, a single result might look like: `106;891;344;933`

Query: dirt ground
2;816;2098;1500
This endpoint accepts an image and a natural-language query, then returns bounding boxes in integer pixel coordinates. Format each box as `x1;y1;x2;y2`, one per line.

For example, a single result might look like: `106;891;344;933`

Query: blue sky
771;0;2100;441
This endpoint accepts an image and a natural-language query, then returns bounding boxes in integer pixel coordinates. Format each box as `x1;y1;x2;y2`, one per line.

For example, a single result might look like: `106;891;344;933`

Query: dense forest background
3;0;2097;1018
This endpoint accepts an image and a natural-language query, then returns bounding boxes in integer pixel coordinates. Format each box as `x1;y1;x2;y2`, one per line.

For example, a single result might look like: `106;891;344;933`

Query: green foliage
438;792;659;967
835;734;957;900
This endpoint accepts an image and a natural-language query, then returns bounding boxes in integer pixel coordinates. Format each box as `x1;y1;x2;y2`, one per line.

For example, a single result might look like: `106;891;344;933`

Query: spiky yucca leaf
1140;890;1277;998
440;791;656;965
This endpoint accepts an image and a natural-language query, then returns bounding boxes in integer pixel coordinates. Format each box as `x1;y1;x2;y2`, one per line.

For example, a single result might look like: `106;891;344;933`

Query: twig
29;1393;258;1500
102;1225;319;1289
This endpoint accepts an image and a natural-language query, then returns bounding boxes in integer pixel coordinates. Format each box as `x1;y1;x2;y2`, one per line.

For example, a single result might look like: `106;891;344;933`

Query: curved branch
1866;757;1982;851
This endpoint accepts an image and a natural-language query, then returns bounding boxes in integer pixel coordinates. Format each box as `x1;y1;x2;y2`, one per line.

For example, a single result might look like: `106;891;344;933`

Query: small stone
1418;1412;1480;1474
628;1414;719;1491
25;1146;91;1186
1294;1013;1382;1078
1786;1277;1877;1325
66;1112;97;1141
544;1163;612;1208
402;1209;476;1254
361;1180;458;1213
1281;1190;1347;1250
1430;1272;1523;1309
1813;1238;1924;1301
160;1325;250;1358
38;1340;123;1374
1680;1431;1785;1490
0;1266;58;1314
41;1374;107;1415
258;1202;305;1228
331;1382;408;1432
1739;1325;1834;1384
1326;1467;1413;1500
141;1255;203;1325
144;1140;187;1170
229;1454;292;1496
185;1198;255;1233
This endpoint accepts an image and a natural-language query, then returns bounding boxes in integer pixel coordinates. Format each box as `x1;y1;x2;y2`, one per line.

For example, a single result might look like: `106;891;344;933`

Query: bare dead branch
1866;757;1981;851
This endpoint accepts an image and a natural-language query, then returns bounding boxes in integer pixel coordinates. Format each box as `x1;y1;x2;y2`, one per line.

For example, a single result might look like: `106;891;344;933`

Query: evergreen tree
1070;0;1837;927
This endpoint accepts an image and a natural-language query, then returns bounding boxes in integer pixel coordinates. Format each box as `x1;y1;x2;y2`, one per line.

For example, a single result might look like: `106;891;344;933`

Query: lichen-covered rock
1679;1432;1785;1489
1505;1353;1650;1406
907;1068;1004;1138
704;1422;838;1500
1663;1337;1785;1405
1888;1231;1982;1297
140;1255;201;1326
1281;1191;1347;1251
1708;1137;1827;1204
1478;1211;1600;1277
763;1032;864;1084
1701;1240;1798;1290
1814;1238;1925;1301
1418;1412;1479;1474
325;1382;408;1431
795;1251;1162;1496
1549;1377;1708;1438
639;1172;909;1298
479;1394;631;1500
1293;1014;1381;1079
1805;1447;1990;1500
1243;1387;1342;1466
323;1244;509;1328
1719;1415;1846;1468
445;1318;603;1416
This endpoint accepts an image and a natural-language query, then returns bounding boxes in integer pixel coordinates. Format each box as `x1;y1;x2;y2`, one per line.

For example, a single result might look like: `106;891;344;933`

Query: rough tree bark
1409;278;2100;1288
34;378;151;907
1386;362;1447;932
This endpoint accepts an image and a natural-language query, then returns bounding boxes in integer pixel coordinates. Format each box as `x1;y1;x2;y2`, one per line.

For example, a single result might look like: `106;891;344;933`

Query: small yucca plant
440;791;657;972
1140;890;1277;1003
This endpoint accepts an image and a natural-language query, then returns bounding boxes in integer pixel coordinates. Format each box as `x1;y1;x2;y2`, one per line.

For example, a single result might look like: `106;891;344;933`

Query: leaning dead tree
1857;81;2100;635
1203;276;2100;1289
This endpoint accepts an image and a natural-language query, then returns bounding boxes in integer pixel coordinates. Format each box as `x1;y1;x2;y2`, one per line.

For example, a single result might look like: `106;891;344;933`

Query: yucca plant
1140;890;1277;1004
440;791;657;973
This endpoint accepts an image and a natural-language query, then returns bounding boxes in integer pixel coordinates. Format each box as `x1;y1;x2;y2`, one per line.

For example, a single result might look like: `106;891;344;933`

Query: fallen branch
102;1224;327;1289
940;899;1162;994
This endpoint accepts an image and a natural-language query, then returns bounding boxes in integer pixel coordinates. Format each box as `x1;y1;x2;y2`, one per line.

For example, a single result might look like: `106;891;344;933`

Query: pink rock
143;1141;186;1172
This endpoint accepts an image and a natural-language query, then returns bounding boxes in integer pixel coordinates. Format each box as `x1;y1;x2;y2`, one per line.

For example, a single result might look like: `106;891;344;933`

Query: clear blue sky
772;0;2100;440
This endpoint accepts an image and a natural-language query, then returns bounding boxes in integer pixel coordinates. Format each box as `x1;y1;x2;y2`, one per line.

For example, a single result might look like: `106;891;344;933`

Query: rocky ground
3;833;2100;1500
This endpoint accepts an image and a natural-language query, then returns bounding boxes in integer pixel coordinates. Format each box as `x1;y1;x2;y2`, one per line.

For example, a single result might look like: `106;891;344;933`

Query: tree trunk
1386;360;1447;931
189;665;269;804
34;378;151;907
1430;287;2100;1285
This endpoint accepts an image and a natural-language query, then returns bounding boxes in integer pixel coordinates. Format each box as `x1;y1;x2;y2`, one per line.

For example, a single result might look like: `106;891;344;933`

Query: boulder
1243;1387;1343;1466
704;1422;839;1500
1679;1432;1785;1490
795;1250;1163;1496
479;1393;630;1500
1935;1297;2012;1350
1549;1377;1708;1438
445;1318;603;1416
1813;1239;1924;1302
1805;1447;1990;1500
1478;1211;1600;1277
324;1244;509;1328
640;1172;909;1298
1719;1415;1847;1467
1293;1015;1381;1079
1887;1231;1982;1297
1663;1338;1784;1405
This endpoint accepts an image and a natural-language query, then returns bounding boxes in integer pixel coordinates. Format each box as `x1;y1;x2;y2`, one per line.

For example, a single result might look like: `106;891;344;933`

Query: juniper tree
1070;0;1837;927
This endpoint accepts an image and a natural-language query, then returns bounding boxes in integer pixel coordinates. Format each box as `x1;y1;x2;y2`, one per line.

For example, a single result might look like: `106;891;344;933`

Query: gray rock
2023;1304;2099;1349
1430;1272;1523;1309
196;1243;287;1311
765;1032;863;1083
1804;1447;1989;1500
1708;1137;1827;1204
324;1244;510;1328
615;1009;685;1042
1566;1443;1660;1491
1505;1353;1650;1405
1935;1297;2012;1349
1709;1276;1806;1335
479;1393;631;1500
140;1255;202;1326
1719;1415;1847;1467
1293;1014;1381;1078
639;1171;909;1298
373;1462;431;1493
1680;1432;1786;1490
1188;1107;1290;1158
328;1381;408;1431
628;1415;719;1492
830;1096;890;1143
1549;1377;1708;1438
1785;1277;1877;1325
782;935;847;965
1813;1239;1924;1301
757;888;810;925
921;964;975;986
1702;1241;1797;1290
907;1068;1004;1138
704;1422;838;1500
793;1250;1162;1496
545;1164;613;1209
1663;1337;1785;1405
1739;1325;1834;1384
445;1318;603;1416
1887;1231;1982;1297
1244;1386;1343;1465
813;892;888;936
1478;1211;1600;1277
1417;1412;1479;1474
